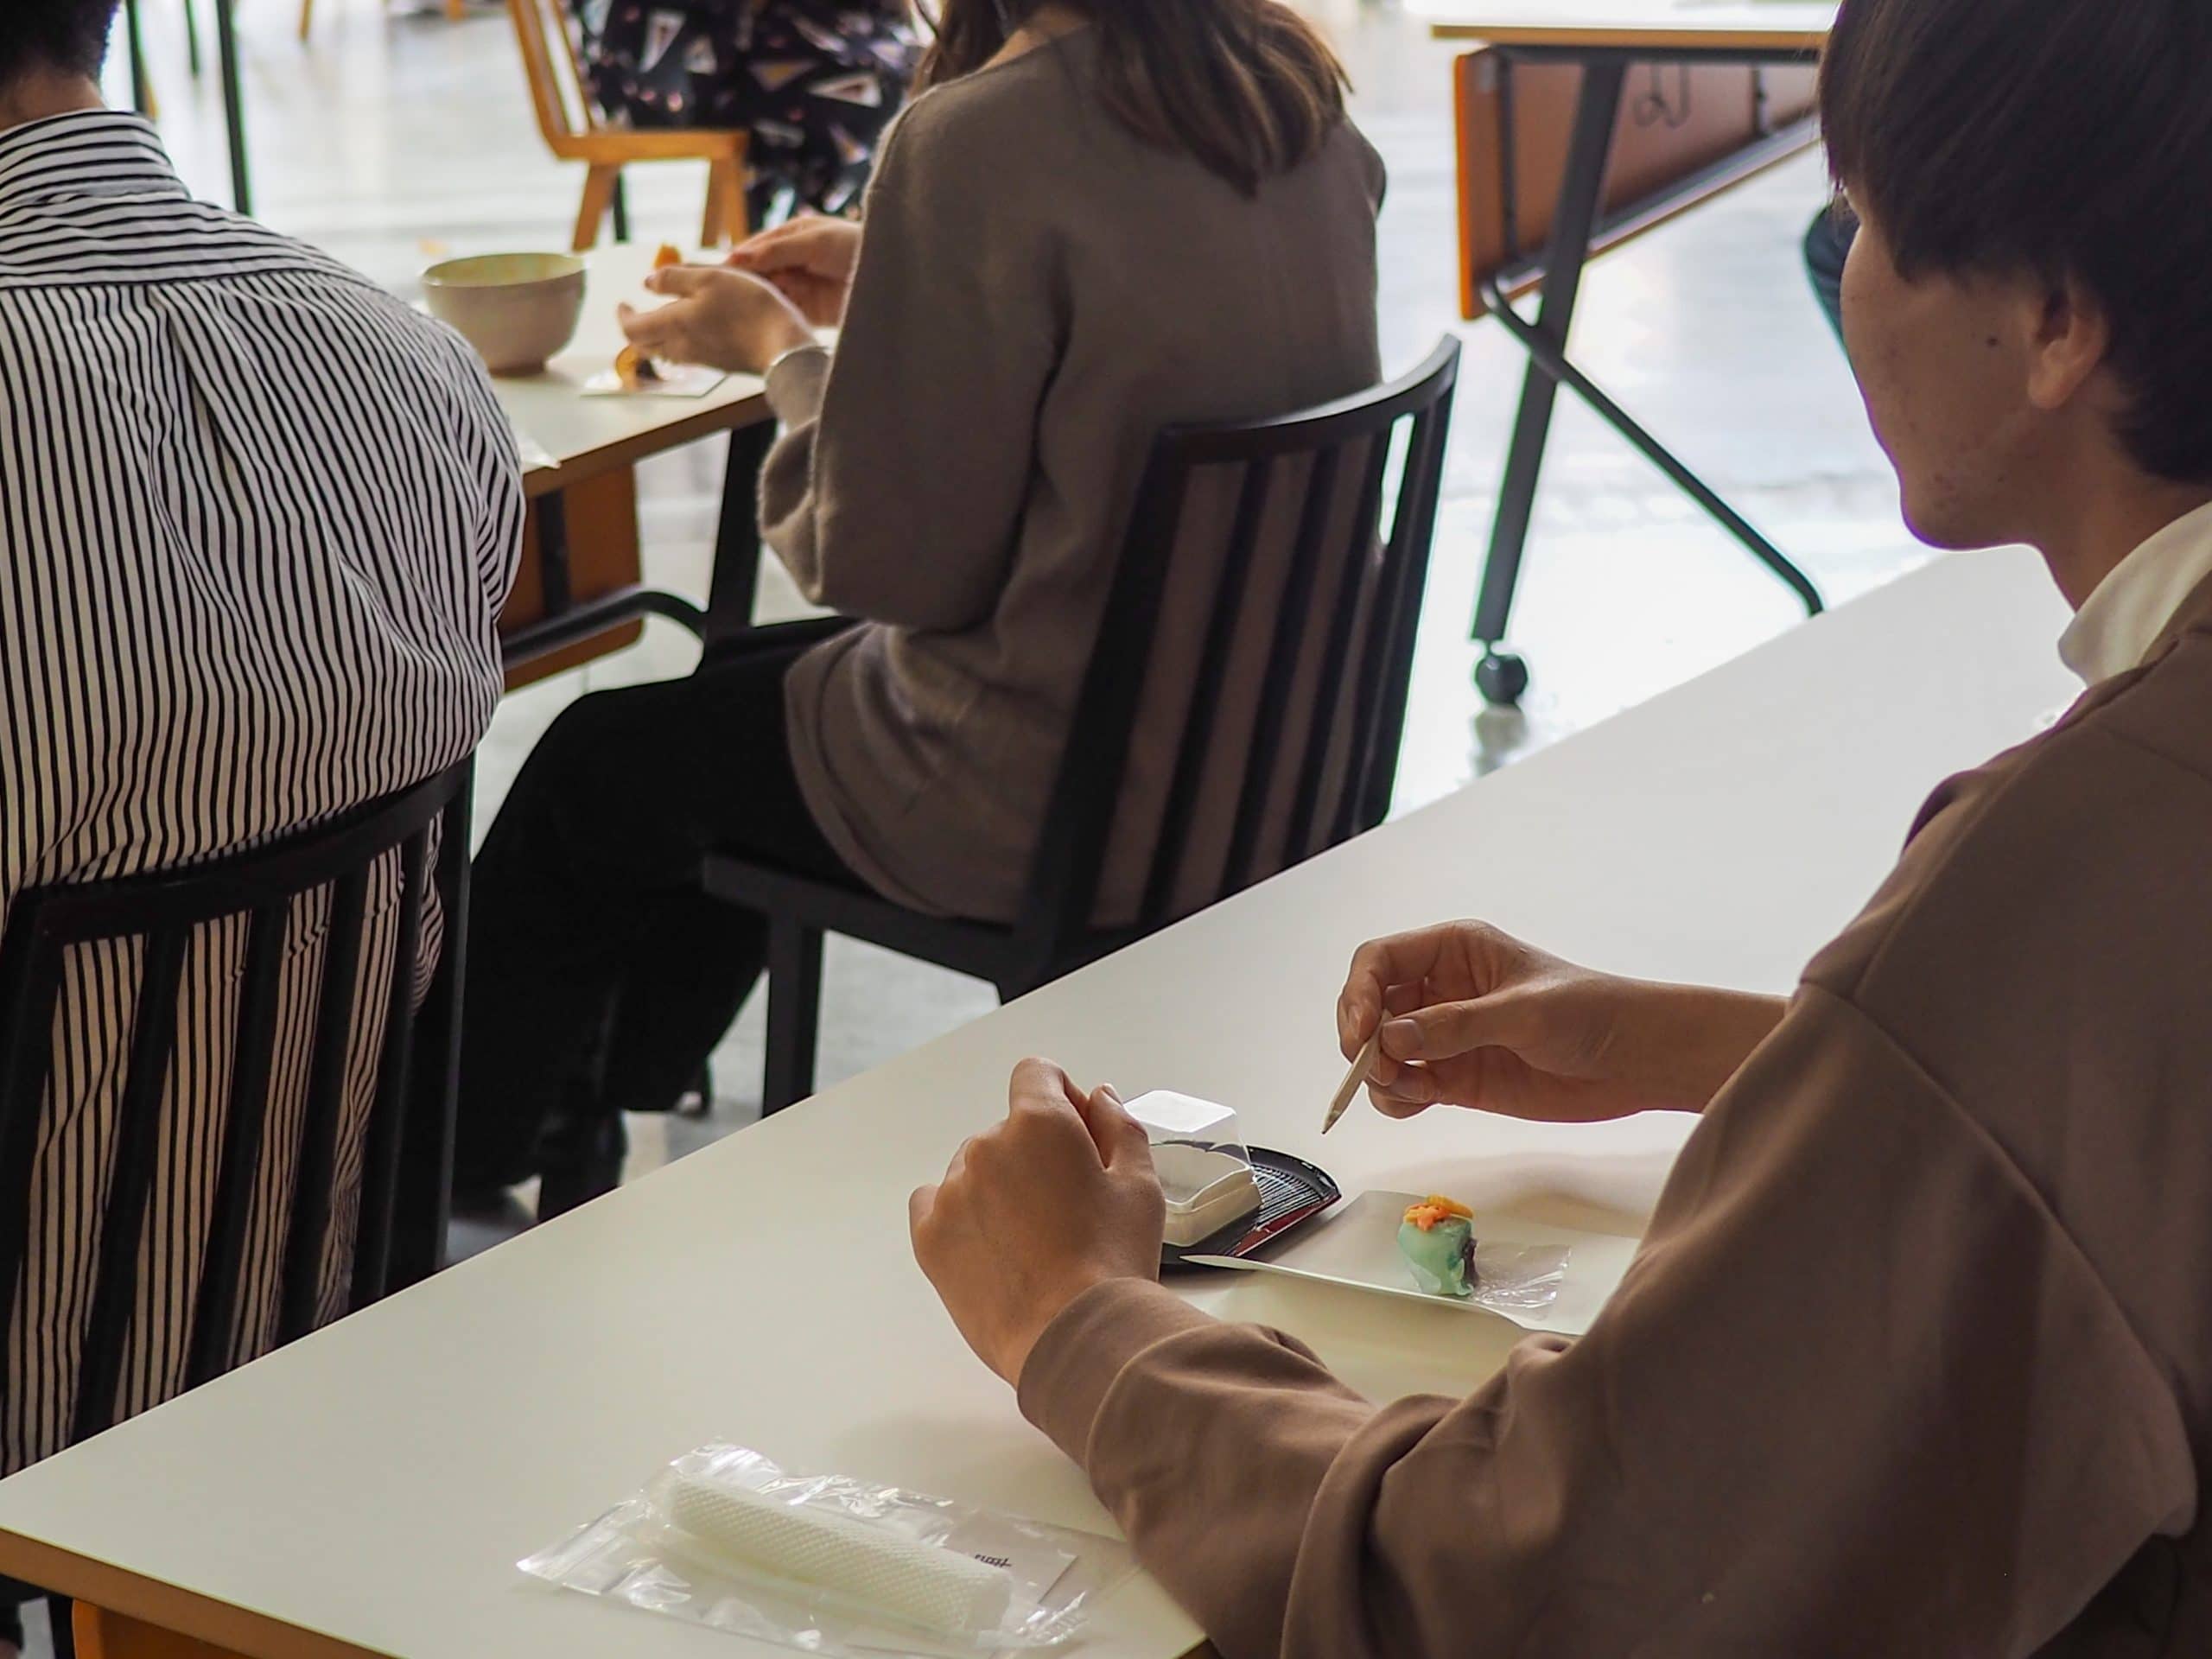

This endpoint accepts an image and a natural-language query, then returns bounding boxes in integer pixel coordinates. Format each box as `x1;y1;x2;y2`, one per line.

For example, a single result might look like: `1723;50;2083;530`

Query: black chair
0;760;473;1645
706;338;1463;1114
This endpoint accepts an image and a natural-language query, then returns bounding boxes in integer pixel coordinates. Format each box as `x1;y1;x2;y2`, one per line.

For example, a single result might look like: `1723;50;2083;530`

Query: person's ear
2023;271;2111;414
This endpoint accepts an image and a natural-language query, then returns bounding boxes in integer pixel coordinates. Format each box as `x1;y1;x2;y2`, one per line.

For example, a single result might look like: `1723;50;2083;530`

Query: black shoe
449;1181;533;1222
537;1106;627;1221
674;1060;714;1119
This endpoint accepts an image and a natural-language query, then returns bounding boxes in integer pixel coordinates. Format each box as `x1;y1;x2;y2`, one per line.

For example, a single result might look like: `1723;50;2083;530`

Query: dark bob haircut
1820;0;2212;484
1;1;122;89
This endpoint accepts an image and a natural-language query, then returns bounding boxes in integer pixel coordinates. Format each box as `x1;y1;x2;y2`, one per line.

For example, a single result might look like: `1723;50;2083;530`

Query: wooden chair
507;0;751;252
0;763;474;1651
705;338;1464;1114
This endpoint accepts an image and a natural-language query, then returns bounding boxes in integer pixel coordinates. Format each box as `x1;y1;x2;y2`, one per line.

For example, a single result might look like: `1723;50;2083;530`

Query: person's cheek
1840;269;1928;505
1837;240;1885;430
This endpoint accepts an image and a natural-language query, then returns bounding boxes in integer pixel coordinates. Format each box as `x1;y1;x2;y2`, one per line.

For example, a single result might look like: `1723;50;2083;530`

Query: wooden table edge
1425;22;1829;50
520;388;775;500
0;1530;388;1659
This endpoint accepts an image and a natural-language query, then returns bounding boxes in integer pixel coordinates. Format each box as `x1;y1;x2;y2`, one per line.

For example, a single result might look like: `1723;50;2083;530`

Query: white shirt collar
0;111;184;213
2058;499;2212;685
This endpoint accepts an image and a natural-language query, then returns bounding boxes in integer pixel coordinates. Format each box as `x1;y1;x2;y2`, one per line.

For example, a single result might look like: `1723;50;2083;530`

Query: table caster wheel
1476;650;1529;707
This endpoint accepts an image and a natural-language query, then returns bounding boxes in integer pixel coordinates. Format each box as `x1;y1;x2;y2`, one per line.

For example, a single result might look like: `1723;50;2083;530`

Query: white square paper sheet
1186;1190;1639;1336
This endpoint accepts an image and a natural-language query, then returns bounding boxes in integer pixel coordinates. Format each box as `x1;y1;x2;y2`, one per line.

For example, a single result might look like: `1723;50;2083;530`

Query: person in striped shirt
0;3;523;1646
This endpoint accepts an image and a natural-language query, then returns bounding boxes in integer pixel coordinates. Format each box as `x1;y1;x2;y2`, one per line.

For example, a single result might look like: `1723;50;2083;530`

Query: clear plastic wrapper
519;1442;1134;1656
1465;1242;1572;1313
1125;1090;1262;1248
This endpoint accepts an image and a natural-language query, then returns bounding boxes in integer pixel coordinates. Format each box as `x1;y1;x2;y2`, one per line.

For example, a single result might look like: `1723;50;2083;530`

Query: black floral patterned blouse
571;0;919;218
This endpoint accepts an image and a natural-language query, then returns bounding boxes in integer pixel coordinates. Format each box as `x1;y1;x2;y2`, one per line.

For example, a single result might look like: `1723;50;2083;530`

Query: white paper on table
509;422;558;473
581;363;729;397
1185;1190;1639;1337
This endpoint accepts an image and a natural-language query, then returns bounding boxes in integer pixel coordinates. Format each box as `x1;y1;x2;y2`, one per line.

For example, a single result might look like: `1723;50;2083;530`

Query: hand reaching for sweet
616;264;816;374
728;215;862;328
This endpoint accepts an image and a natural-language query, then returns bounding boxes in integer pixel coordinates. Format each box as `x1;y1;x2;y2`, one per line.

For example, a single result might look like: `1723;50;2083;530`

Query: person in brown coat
907;0;2212;1651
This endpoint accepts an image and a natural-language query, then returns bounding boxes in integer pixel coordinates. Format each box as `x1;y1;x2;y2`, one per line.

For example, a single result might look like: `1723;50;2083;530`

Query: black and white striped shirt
0;110;522;1474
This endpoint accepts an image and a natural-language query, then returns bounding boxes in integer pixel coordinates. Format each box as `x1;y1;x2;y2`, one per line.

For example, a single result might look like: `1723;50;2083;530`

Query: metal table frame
124;0;252;214
499;423;775;671
1468;42;1827;705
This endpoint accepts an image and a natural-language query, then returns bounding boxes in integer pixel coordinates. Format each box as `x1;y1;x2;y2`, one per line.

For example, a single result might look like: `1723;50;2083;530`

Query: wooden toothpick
1321;1029;1382;1135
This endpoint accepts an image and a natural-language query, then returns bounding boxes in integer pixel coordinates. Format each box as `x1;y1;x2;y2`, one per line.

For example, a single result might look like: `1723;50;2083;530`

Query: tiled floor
95;1;1923;1247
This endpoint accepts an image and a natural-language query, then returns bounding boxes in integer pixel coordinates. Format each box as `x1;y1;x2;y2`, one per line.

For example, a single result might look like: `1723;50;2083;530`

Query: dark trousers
454;621;856;1199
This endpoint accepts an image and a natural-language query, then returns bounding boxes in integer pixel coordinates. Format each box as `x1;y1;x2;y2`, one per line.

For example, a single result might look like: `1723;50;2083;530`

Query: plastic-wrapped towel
665;1473;1014;1636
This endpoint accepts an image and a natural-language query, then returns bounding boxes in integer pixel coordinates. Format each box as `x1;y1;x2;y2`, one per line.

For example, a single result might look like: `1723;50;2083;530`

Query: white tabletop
1414;0;1834;48
0;550;2075;1659
490;244;772;499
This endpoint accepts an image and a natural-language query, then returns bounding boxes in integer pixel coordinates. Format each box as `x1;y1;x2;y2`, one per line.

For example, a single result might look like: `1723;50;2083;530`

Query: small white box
1124;1090;1262;1249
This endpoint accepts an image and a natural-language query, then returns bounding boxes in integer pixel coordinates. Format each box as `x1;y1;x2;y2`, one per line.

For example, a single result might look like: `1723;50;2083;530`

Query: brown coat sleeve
1020;988;2196;1657
757;92;1061;632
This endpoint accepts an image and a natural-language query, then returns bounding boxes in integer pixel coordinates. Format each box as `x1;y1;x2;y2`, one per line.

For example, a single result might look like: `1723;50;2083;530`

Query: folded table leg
1470;56;1624;705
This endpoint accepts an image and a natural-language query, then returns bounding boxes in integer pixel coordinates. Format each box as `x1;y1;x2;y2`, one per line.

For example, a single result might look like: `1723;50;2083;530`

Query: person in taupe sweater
910;0;2212;1652
453;0;1380;1208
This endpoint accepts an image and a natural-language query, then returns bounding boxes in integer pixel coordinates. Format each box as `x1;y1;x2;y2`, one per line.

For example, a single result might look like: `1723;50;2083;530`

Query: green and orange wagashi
1398;1195;1477;1298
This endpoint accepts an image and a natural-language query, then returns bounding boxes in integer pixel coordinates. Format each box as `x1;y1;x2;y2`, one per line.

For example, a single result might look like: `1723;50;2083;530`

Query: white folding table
0;550;2075;1658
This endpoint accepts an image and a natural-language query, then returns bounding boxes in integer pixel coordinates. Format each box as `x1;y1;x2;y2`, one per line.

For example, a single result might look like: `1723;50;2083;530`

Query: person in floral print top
572;0;918;221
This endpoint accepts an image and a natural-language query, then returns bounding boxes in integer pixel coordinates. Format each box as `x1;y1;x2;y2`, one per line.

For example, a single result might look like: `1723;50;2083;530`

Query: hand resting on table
910;1059;1166;1386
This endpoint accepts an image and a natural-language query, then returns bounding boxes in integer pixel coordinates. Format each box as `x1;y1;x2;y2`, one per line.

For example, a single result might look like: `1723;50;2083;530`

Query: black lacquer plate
1160;1147;1342;1272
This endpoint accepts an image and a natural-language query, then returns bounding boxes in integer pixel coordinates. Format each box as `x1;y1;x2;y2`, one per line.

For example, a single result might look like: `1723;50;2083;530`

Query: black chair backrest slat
1345;395;1456;839
0;760;471;1448
349;826;431;1309
0;952;66;1361
1026;459;1195;952
70;926;189;1441
1286;428;1395;865
1224;442;1344;896
1140;455;1277;925
276;867;371;1345
184;901;289;1389
1013;337;1462;977
385;789;474;1297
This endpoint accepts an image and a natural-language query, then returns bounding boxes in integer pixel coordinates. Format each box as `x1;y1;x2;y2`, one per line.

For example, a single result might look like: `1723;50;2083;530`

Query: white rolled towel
664;1473;1014;1636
